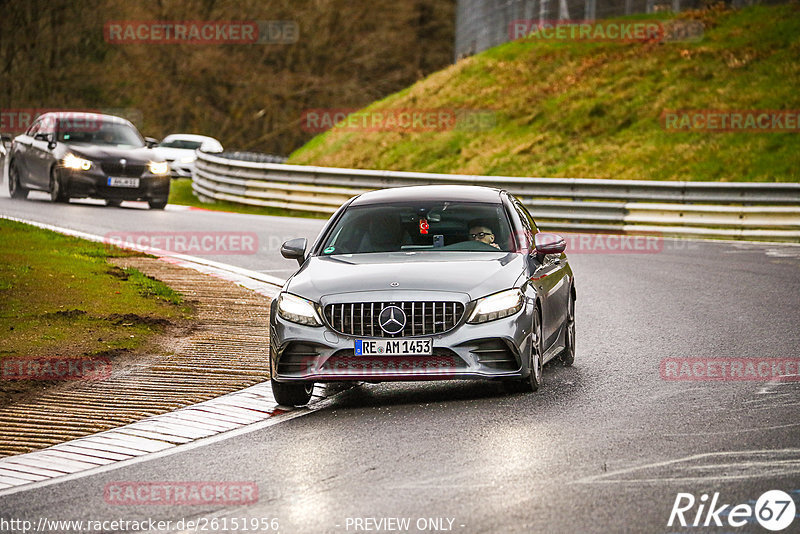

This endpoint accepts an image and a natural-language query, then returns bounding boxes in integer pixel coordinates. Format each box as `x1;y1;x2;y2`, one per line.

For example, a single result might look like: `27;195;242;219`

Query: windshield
159;139;203;149
57;119;144;147
320;201;514;255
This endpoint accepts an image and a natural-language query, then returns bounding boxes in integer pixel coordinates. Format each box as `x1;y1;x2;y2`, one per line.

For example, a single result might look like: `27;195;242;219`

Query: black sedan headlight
62;153;93;171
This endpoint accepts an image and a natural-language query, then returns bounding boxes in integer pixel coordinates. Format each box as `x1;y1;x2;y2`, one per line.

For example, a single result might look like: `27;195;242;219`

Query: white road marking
574;449;800;485
0;383;326;497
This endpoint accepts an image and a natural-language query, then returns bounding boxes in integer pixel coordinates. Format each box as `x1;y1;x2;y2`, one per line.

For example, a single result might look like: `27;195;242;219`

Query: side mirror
34;132;56;149
534;233;566;258
281;238;307;266
144;137;159;148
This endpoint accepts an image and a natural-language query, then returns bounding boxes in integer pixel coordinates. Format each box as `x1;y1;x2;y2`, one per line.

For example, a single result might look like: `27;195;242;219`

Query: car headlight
277;293;322;326
148;161;170;175
467;288;524;324
63;153;92;171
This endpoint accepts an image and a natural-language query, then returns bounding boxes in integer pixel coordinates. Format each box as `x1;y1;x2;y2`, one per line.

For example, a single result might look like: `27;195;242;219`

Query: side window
38;115;55;136
26;119;41;137
516;199;539;234
510;199;534;254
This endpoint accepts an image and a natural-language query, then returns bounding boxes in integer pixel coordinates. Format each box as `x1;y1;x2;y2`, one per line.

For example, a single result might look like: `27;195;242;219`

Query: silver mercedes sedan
269;185;576;406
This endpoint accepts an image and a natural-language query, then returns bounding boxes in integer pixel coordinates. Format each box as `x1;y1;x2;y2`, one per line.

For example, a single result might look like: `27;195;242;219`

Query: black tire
559;291;576;366
271;378;313;406
49;167;68;203
148;198;168;210
106;199;122;207
521;307;543;392
8;160;29;200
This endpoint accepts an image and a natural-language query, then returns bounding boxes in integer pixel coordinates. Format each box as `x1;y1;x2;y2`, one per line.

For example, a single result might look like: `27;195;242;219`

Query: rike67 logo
669;490;796;531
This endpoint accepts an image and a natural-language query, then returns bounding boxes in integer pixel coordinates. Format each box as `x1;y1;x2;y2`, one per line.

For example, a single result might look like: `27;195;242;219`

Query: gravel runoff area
0;257;272;457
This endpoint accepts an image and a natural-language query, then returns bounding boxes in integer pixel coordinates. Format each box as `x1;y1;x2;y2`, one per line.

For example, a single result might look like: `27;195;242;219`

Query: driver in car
469;224;500;249
98;129;116;144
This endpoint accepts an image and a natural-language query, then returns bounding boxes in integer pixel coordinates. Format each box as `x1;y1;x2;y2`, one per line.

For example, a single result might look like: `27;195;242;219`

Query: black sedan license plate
107;177;140;187
355;339;432;356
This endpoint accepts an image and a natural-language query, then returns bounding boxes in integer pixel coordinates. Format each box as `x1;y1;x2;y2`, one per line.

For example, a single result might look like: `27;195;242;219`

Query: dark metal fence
455;0;767;58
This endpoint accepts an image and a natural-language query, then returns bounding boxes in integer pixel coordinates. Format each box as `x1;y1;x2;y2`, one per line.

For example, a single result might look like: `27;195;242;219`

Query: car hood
286;252;525;302
67;145;156;164
153;147;195;162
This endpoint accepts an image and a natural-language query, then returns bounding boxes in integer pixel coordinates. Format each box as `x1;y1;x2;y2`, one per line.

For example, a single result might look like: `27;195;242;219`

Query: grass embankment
169;178;327;219
288;4;800;181
0;219;192;363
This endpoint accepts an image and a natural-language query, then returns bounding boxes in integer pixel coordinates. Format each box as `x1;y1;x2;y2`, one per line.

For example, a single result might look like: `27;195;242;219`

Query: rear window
159;140;203;149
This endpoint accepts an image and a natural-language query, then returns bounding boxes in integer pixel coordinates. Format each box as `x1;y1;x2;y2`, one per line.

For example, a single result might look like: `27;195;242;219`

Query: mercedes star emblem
378;305;406;335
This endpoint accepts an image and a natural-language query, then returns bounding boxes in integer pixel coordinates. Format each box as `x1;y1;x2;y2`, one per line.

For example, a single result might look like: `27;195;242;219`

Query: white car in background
154;134;223;178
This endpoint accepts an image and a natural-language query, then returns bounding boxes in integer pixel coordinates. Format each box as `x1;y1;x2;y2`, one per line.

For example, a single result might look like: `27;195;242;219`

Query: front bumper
168;162;194;178
270;296;534;383
61;168;170;201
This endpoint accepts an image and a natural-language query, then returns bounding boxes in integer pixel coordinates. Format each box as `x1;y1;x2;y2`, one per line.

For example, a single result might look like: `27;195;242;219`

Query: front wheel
271;378;313;406
50;167;68;203
8;160;29;200
521;308;543;392
148;198;167;210
559;292;576;366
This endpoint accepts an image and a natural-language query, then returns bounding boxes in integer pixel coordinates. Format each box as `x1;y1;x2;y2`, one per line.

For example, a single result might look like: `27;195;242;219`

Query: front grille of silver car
324;302;465;338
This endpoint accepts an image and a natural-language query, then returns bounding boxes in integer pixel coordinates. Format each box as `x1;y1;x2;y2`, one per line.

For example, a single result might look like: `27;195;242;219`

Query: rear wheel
8;160;29;200
271;378;314;406
521;308;543;392
559;291;576;366
49;167;68;203
148;198;167;210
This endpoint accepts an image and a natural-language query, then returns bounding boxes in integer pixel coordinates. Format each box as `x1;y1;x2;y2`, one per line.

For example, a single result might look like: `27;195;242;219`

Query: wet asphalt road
1;177;799;533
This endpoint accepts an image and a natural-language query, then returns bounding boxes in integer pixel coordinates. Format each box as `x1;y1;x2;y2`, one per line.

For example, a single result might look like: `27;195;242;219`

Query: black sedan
7;112;170;209
270;185;576;406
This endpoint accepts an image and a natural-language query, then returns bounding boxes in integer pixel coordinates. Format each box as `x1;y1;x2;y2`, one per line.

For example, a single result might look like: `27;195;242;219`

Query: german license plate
355;339;432;356
107;177;139;187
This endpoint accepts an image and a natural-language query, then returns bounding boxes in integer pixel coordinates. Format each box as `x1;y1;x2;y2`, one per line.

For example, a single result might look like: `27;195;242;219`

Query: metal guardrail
215;151;287;164
192;151;800;241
